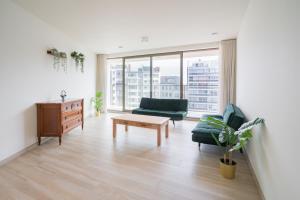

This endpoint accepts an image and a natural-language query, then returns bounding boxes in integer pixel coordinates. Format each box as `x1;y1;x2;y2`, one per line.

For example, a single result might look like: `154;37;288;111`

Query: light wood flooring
0;113;261;200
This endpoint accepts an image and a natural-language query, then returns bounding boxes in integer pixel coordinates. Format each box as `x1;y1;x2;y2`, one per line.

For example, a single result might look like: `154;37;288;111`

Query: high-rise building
160;76;180;98
186;59;219;113
109;64;123;108
110;65;160;109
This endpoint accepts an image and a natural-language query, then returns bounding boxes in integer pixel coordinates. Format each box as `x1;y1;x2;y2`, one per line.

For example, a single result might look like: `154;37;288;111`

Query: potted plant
91;91;103;117
201;117;264;179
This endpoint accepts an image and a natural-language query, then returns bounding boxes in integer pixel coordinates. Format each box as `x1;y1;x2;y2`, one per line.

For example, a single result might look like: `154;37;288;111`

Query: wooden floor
0;113;261;200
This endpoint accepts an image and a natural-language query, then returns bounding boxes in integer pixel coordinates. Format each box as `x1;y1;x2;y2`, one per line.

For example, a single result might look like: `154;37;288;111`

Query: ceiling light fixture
141;36;149;43
211;32;218;35
118;46;123;49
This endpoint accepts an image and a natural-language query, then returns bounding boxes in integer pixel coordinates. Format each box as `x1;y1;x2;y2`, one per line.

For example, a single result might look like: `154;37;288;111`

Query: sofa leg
198;143;201;151
239;148;244;154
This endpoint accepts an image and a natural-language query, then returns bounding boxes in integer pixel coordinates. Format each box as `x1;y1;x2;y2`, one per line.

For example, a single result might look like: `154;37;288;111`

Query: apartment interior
0;0;298;199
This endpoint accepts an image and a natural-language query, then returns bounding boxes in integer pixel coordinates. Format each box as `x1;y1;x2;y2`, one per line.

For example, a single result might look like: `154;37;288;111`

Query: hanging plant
71;51;85;73
78;53;85;73
47;48;68;72
71;51;79;66
60;52;67;72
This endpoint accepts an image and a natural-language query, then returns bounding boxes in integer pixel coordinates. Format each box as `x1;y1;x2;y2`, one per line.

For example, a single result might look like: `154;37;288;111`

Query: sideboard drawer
62;101;82;112
63;117;82;133
62;112;82;123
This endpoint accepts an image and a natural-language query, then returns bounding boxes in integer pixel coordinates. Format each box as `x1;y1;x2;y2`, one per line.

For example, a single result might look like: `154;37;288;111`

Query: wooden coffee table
111;114;170;146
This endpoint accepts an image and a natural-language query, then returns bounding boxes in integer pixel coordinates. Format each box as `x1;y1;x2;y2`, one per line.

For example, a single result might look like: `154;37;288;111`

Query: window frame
106;47;219;116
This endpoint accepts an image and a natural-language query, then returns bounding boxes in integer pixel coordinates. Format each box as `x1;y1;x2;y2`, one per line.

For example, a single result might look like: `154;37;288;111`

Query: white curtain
96;54;107;112
219;39;237;112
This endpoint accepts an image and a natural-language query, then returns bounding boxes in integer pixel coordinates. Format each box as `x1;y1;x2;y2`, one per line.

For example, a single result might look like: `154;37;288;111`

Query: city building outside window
106;49;219;118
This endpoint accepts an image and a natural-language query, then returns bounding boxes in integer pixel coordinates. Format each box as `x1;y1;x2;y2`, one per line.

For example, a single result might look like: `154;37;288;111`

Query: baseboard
0;114;94;167
244;150;266;200
0;138;51;167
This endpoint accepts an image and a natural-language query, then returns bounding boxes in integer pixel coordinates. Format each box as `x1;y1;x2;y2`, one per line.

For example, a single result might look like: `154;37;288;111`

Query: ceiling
13;0;249;54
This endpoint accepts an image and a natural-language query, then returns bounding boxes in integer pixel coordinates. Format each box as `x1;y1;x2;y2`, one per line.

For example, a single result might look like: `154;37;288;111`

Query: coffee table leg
165;122;169;138
125;124;128;132
157;126;161;146
113;120;117;138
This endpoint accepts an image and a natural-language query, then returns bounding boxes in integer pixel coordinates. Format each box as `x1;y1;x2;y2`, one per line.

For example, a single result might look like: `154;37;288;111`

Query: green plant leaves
92;91;103;112
71;51;85;73
238;118;264;131
211;133;222;146
200;116;264;155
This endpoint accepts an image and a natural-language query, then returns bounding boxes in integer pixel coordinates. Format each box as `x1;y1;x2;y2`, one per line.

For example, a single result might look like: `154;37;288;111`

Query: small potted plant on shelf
91;91;103;117
200;117;264;179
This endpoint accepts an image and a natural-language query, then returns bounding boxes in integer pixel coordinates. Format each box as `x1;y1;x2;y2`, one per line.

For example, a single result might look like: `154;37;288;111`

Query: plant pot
219;158;237;179
96;111;101;117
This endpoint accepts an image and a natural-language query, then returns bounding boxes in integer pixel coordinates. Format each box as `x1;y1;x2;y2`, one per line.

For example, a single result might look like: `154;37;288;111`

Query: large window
152;54;180;99
106;59;123;111
125;57;150;110
183;50;219;117
107;49;219;117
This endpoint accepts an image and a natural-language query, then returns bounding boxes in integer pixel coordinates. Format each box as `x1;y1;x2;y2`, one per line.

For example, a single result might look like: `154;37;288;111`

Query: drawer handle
66;125;68;129
65;116;67;120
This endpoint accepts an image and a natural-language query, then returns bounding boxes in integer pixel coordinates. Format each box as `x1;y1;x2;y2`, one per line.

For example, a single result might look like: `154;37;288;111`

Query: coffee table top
111;114;169;125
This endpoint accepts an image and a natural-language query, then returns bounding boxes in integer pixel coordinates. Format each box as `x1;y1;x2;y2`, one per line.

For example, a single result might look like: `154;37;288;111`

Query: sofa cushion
139;98;188;112
191;121;222;134
201;114;223;120
139;98;153;110
223;104;235;124
191;121;222;144
223;104;245;130
132;108;187;120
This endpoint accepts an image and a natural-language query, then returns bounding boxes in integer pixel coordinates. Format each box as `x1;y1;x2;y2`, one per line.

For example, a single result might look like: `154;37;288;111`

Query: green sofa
132;98;188;125
192;104;245;149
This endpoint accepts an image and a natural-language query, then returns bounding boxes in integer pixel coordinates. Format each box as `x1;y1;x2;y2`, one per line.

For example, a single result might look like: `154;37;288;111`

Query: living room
0;0;299;199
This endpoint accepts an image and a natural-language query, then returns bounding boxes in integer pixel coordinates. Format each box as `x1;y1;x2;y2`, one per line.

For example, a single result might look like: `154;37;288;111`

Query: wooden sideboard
37;99;84;145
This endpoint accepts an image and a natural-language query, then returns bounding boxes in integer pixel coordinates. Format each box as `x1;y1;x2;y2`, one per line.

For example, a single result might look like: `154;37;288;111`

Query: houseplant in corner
200;117;264;179
91;91;103;117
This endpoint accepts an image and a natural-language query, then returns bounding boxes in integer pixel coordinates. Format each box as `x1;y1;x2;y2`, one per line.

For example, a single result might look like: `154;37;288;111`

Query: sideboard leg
38;137;41;145
59;136;62;145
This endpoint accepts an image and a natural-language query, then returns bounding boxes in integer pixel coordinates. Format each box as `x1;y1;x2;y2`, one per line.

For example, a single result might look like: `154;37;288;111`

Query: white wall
237;0;300;199
0;0;96;162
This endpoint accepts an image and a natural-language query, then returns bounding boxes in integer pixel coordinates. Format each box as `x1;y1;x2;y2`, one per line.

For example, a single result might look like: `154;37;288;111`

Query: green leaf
207;116;226;126
238;118;264;130
92;91;103;112
229;134;238;145
211;133;222;146
200;117;225;129
218;130;226;143
230;142;242;152
240;130;253;138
